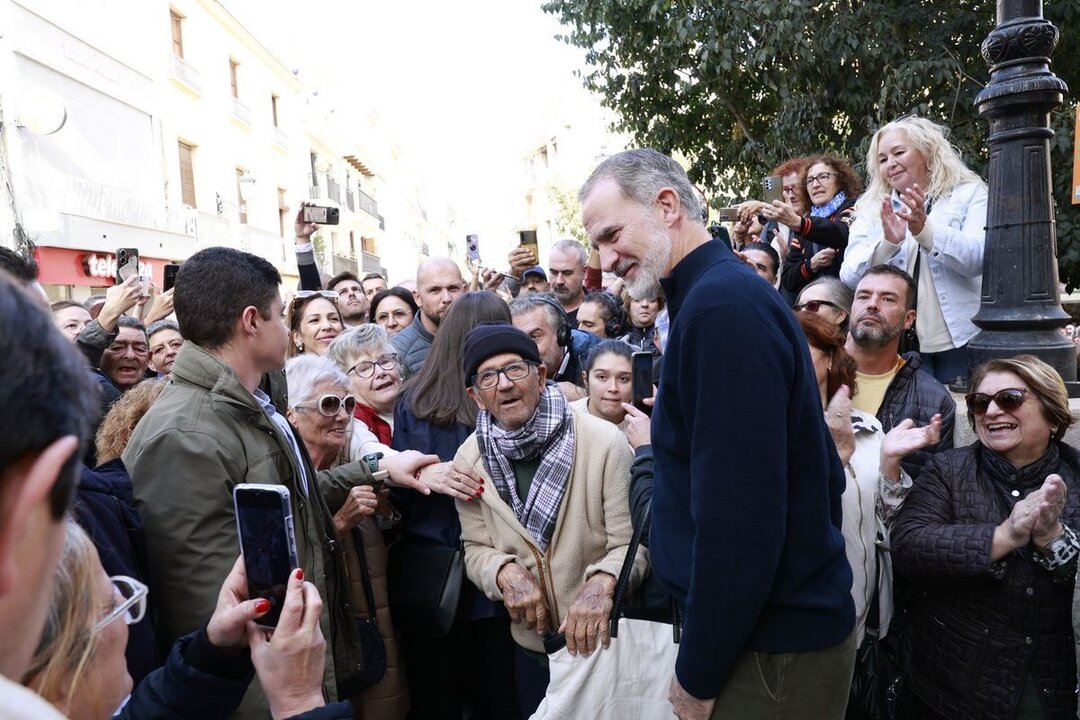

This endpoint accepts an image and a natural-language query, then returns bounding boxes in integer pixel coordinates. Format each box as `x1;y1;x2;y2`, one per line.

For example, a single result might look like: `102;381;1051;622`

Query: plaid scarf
475;383;575;553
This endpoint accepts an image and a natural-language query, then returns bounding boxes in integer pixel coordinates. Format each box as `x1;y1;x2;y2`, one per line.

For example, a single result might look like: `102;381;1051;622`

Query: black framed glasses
805;172;838;187
296;393;357;417
473;360;536;390
347;354;398;378
965;388;1027;415
794;299;842;314
95;575;149;632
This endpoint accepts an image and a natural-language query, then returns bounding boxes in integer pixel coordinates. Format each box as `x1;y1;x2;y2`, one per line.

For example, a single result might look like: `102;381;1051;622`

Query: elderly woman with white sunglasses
25;520;352;720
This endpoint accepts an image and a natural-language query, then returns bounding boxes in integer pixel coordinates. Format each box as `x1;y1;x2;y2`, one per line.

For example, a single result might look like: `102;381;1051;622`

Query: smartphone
762;175;784;205
519;230;539;264
302;204;340;225
465;234;481;265
116;248;139;284
233;484;299;628
631;351;654;415
163;263;181;292
716;207;741;221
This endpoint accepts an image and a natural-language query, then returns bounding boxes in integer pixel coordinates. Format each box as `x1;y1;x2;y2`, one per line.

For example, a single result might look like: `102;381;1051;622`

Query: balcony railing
361;251;383;274
356;188;379;221
345;189;355;212
327;177;341;204
231;98;252;126
332;253;358;276
170;54;202;94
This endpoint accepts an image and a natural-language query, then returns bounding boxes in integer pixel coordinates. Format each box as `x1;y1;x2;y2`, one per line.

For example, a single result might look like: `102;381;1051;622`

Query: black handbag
846;563;900;720
339;527;387;696
387;541;464;637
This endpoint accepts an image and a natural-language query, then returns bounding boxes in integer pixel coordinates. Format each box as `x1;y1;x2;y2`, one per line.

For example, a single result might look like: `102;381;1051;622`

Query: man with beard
391;256;466;375
580;149;856;720
548;240;588;327
845;264;955;478
327;272;367;327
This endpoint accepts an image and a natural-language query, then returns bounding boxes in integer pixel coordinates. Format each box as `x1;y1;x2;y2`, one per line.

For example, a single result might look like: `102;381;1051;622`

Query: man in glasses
580;149;856;720
845;264;955;479
122;247;436;719
455;322;642;716
0;270;97;719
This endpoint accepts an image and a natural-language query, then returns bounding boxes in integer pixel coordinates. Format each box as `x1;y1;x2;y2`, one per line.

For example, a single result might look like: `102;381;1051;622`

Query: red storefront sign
35;246;168;287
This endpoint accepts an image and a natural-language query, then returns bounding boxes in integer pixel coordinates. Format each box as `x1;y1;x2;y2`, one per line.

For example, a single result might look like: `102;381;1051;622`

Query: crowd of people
0;116;1077;720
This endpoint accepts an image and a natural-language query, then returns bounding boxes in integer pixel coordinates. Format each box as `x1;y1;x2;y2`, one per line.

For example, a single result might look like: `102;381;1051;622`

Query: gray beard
850;323;899;349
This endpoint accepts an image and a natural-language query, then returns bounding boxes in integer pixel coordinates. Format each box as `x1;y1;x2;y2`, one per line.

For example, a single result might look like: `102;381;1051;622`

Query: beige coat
454;406;648;653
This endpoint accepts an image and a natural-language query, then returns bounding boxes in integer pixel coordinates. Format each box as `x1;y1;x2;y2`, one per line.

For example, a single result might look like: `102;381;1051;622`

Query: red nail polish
255;599;271;614
296;568;304;581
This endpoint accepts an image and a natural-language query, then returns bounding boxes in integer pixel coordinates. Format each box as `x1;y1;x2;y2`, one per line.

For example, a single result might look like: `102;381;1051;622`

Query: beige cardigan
454;406;648;652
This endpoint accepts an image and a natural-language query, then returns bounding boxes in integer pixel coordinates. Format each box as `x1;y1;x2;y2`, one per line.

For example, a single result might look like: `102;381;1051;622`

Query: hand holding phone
234;484;299;628
631;351;655;415
116;247;140;285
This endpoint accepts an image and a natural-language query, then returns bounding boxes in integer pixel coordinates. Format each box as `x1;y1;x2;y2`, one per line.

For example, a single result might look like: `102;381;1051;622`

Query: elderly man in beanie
452;322;647;715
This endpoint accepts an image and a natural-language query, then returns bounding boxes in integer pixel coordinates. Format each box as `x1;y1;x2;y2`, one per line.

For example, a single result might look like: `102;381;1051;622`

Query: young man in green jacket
124;247;434;718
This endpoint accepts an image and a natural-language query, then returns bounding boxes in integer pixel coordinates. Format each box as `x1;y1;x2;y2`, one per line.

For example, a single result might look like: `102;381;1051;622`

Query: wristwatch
362;452;389;482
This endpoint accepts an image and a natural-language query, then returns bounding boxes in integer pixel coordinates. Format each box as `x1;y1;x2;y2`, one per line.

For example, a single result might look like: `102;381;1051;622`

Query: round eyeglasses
473;360;536;390
347;355;398;379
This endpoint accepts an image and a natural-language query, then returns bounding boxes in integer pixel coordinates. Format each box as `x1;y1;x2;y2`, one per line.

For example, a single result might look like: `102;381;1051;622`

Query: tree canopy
543;0;1080;286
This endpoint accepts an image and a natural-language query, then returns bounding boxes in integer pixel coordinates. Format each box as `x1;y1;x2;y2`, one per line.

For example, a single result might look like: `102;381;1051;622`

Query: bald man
390;257;466;375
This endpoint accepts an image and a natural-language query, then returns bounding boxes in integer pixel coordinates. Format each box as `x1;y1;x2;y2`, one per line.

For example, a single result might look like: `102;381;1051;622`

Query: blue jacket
119;628;353;720
391;394;503;620
652;239;854;699
75;460;159;684
390;315;434;377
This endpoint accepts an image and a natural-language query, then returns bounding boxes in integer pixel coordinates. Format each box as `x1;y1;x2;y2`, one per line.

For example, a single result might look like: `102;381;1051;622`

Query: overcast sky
233;0;602;250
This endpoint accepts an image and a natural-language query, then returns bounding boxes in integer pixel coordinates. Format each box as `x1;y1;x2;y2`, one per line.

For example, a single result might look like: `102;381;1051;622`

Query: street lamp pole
968;0;1075;383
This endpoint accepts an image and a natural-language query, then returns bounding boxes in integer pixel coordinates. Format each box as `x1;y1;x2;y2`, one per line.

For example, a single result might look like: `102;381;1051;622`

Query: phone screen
302;205;329;224
116;248;139;284
234;485;298;627
631;351;654;414
163;263;181;292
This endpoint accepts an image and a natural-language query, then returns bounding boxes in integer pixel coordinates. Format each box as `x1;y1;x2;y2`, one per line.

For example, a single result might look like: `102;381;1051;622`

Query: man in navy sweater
580;149;856;719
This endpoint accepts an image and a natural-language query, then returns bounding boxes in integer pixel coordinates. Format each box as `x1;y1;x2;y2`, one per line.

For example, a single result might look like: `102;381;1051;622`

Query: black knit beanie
462;322;541;387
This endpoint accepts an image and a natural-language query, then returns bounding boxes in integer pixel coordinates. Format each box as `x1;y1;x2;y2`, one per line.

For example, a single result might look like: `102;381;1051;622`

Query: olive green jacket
123;343;370;718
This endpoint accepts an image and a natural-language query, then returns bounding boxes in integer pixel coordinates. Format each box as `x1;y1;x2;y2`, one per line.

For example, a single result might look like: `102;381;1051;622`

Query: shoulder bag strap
608;519;644;638
351;526;379;628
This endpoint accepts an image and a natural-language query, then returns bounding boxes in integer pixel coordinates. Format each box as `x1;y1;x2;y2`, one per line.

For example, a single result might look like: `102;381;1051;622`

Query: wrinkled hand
333;485;378;534
621;402;652;449
206;555;271;652
810;247;837;272
142;287;175;325
294;201;319;242
761;199;801;229
248;569;326;720
736;200;766;225
560;573;615;656
380;450;441;493
668;675;715;720
824;385;855;466
496;563;549;634
419;460;484;501
1032;474;1068;546
508;246;536;277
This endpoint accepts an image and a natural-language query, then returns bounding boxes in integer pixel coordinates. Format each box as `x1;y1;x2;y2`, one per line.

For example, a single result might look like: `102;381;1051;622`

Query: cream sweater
455;406;648;652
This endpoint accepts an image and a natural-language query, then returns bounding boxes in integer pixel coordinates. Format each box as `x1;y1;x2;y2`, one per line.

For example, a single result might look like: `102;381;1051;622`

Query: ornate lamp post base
967;0;1076;387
